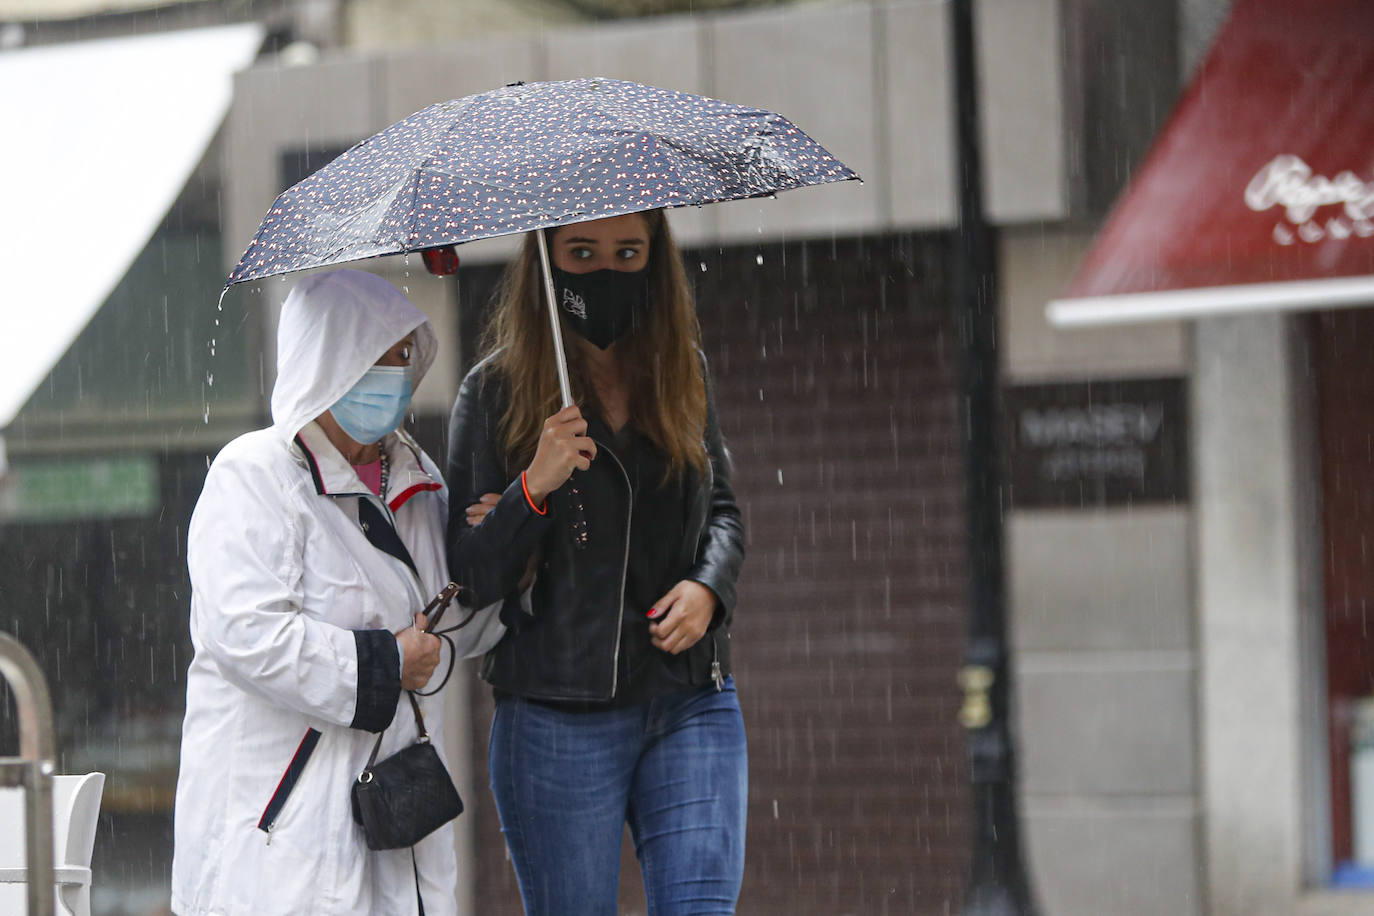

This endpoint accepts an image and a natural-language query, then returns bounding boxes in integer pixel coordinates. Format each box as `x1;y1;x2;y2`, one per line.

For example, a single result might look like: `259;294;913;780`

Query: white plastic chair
0;772;106;916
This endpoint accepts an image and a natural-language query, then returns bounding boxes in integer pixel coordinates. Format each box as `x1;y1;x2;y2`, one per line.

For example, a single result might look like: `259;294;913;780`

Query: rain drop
699;261;708;272
756;254;764;266
777;469;784;485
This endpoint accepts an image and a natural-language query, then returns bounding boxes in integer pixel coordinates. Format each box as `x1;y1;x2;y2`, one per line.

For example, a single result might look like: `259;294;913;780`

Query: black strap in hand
364;584;471;761
410;582;479;698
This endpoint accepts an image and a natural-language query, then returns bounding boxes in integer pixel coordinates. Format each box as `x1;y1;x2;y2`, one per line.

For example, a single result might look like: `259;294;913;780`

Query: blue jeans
489;678;748;916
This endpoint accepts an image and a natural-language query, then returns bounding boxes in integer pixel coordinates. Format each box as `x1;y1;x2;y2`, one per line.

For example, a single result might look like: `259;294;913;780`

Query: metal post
948;0;1040;912
535;227;575;410
0;632;57;916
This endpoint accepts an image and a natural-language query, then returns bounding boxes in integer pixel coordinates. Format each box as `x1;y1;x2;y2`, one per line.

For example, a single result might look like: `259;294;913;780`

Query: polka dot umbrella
225;77;860;405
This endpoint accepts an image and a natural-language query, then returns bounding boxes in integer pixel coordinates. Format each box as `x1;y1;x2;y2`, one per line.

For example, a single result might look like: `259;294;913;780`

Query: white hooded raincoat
172;270;458;916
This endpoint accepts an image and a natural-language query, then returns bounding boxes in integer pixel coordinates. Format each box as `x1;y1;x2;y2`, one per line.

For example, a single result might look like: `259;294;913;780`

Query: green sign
0;455;159;522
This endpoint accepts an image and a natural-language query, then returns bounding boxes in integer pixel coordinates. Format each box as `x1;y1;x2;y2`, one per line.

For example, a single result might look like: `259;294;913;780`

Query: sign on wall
0;455;159;522
1001;377;1188;508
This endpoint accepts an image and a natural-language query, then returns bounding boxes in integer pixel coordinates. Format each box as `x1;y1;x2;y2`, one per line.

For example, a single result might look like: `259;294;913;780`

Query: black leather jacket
445;354;745;702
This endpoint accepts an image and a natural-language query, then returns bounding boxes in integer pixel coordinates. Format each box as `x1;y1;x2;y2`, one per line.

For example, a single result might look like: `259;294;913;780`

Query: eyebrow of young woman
560;235;647;245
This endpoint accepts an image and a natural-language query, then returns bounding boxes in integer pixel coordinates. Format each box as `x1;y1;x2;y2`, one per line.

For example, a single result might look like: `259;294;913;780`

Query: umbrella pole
536;228;575;409
535;228;590;547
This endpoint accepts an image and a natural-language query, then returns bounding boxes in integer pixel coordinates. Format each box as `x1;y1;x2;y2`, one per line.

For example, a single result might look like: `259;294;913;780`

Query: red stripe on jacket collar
388;481;441;513
292;420;436;505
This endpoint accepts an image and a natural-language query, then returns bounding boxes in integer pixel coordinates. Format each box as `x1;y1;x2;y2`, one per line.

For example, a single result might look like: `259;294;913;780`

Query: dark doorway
1314;306;1374;873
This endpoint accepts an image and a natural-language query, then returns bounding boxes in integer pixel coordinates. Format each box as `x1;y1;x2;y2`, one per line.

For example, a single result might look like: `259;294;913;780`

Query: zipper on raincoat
258;727;322;841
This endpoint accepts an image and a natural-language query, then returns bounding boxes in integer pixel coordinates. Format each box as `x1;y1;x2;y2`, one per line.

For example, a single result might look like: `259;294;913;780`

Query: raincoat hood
270;269;437;440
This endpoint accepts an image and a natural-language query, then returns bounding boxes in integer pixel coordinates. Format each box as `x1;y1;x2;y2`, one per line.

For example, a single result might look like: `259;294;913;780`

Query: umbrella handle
536;229;574;409
535;228;589;550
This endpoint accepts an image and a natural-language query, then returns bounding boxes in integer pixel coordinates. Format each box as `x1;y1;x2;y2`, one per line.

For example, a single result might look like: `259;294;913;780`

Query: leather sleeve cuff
687;576;729;631
451;478;553;608
350;629;401;733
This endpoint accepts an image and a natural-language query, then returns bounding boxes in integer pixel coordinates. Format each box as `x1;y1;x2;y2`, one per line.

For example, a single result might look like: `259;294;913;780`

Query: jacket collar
293;421;441;512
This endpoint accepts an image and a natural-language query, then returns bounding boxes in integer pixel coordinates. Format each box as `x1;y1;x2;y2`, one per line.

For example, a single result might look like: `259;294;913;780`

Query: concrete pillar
1193;313;1326;914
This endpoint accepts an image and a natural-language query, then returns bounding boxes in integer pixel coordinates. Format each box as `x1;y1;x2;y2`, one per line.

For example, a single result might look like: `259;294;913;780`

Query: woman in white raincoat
172;269;458;916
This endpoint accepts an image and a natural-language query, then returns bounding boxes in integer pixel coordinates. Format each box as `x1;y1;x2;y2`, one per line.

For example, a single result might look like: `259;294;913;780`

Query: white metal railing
0;632;56;916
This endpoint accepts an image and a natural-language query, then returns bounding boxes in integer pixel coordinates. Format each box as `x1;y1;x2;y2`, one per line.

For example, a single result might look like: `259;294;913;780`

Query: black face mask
551;265;650;350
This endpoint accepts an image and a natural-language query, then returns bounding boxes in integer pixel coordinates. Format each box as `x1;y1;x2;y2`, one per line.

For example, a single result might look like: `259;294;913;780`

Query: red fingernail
646;608;660;619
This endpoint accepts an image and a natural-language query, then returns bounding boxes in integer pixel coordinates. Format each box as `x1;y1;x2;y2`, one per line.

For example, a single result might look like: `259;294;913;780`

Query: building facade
14;0;1369;914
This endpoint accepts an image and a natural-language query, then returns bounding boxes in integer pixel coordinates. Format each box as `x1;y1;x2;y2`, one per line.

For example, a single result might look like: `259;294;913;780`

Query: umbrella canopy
226;77;859;286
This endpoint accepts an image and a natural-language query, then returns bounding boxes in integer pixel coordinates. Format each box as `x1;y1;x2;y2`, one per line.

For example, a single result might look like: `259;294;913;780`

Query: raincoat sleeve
687;356;745;628
445;363;553;609
187;444;399;732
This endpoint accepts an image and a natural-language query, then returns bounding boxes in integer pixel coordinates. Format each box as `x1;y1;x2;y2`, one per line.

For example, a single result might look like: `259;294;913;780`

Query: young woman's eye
617;247;641;260
570;246;593;260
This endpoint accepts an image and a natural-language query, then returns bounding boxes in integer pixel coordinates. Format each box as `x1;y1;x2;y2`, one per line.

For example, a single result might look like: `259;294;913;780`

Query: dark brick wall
460;231;970;914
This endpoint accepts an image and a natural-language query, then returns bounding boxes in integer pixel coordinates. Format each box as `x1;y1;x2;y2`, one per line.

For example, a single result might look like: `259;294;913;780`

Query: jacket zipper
258;727;322;842
695;447;721;690
591;436;634;699
710;635;724;691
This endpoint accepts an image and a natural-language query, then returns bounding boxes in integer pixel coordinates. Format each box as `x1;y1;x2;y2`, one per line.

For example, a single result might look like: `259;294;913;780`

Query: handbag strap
413;580;495;698
361;583;471;773
360;581;492;775
420;582;462;631
412;582;463;698
362;692;430;775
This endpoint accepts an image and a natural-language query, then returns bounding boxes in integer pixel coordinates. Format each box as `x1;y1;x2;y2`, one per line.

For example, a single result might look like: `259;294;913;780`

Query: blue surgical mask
330;365;413;445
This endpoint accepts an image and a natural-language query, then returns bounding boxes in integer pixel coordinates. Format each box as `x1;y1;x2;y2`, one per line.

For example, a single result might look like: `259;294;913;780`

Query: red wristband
521;471;547;516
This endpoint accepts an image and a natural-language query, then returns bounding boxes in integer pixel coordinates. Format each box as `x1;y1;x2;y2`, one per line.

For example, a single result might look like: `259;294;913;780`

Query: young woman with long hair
445;209;747;916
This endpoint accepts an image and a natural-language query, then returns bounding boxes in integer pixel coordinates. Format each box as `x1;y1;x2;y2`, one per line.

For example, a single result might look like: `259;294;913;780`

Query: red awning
1047;0;1374;327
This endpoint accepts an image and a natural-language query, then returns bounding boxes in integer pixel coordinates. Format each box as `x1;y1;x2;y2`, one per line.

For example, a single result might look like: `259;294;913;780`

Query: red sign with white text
1061;0;1374;301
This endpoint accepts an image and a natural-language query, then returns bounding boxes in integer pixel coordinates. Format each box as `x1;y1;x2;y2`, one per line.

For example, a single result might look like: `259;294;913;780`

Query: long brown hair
480;209;709;479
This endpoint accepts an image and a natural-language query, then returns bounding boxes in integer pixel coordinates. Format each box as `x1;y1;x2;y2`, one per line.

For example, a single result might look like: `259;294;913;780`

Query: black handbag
350;582;471;850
